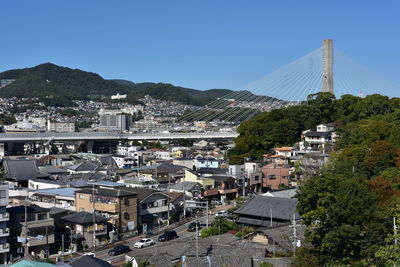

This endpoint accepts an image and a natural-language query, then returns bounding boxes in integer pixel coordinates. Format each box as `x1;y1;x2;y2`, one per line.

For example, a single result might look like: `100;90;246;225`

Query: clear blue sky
1;0;399;95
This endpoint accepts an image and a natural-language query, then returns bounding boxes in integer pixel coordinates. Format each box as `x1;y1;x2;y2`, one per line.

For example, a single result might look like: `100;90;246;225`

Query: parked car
215;210;229;217
83;252;95;257
108;245;131;256
188;221;202;232
158;230;178;242
134;238;155;248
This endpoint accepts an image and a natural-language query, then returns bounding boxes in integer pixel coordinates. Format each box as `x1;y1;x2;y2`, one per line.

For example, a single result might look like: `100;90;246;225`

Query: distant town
0;83;339;266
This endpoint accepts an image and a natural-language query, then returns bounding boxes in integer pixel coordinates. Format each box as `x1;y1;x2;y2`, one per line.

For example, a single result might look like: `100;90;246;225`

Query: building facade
0;184;9;265
75;188;138;233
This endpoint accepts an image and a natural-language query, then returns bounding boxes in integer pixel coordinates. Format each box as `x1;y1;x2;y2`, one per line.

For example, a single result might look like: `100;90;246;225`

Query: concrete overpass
0;131;238;156
0;131;238;142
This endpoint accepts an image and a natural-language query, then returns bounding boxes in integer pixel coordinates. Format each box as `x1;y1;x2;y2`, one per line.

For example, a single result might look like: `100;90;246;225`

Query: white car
134;238;155;248
215;210;228;217
83;252;95;257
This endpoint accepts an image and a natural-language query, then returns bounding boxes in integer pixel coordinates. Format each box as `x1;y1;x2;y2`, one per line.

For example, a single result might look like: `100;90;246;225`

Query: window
79;194;85;199
0;190;6;198
269;175;276;179
124;198;130;206
38;213;47;221
80;208;85;212
123;212;130;220
254;175;259;181
142;203;147;209
162;200;167;206
153;201;158;207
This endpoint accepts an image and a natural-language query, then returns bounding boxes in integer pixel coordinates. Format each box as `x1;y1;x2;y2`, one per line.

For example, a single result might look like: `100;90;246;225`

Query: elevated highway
0;131;238;142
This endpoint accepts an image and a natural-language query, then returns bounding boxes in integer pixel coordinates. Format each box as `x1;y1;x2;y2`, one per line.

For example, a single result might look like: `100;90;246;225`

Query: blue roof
34;188;80;198
9;260;54;267
87;181;127;187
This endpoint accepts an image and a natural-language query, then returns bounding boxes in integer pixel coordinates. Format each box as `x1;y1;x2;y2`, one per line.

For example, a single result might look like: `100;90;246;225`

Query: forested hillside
230;92;400;265
0;63;232;107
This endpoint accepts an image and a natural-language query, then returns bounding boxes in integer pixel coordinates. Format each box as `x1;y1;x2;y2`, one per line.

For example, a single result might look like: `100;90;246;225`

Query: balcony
0;228;9;237
0;243;9;253
218;188;238;195
203;189;219;197
27;234;54;247
0;212;9;221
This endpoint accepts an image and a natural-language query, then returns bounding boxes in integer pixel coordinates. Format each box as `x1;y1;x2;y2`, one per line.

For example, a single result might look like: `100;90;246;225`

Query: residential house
205;176;238;202
134;188;171;230
272;147;293;158
235;196;300;228
182;170;214;189
244;162;263;193
28;179;66;190
7;205;55;258
67;255;113;267
74;188;138;233
66;161;106;175
29;188;79;211
112;155;135;169
301;123;336;151
169;181;202;198
61;211;108;249
172;158;195;170
194;158;219;169
3;159;50;187
261;163;290;190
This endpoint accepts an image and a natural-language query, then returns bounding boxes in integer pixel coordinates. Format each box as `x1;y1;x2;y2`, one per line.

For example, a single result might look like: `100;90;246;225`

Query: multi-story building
261;163;290;190
244;162;263;193
74;188;138;233
47;121;75;133
0;184;9;265
135;188;171;229
7;205;55;259
98;109;132;132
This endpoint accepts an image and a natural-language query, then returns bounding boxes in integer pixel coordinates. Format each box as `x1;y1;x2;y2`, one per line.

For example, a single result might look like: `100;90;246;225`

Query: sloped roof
197;168;228;175
7;205;49;214
3;159;49;181
9;260;54;267
61;211;107;225
66;161;105;172
235;196;300;221
34;188;80;198
69;255;113;267
170;181;202;191
76;187;137;198
39;165;69;175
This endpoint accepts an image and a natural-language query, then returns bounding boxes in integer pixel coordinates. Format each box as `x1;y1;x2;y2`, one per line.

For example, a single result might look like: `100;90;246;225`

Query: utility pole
182;185;186;217
167;173;171;225
270;207;272;227
24;194;28;257
291;214;298;256
61;234;64;263
45;226;49;259
195;222;199;261
394;217;398;245
206;202;209;228
92;183;96;251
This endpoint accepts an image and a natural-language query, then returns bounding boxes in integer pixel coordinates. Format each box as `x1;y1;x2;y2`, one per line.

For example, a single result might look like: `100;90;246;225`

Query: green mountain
112;79;233;106
0;63;234;107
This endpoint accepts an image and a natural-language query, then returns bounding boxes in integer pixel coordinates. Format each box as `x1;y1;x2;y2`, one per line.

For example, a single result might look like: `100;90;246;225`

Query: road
92;205;230;264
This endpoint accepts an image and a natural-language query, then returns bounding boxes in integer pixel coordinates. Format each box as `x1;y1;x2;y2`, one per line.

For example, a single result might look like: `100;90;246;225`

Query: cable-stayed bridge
179;39;399;122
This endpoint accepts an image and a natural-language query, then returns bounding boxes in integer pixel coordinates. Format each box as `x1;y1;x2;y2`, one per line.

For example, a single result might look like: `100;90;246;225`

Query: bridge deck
0;132;238;142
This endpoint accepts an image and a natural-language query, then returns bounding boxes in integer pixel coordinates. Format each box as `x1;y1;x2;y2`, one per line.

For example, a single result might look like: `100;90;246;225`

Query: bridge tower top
322;39;334;95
